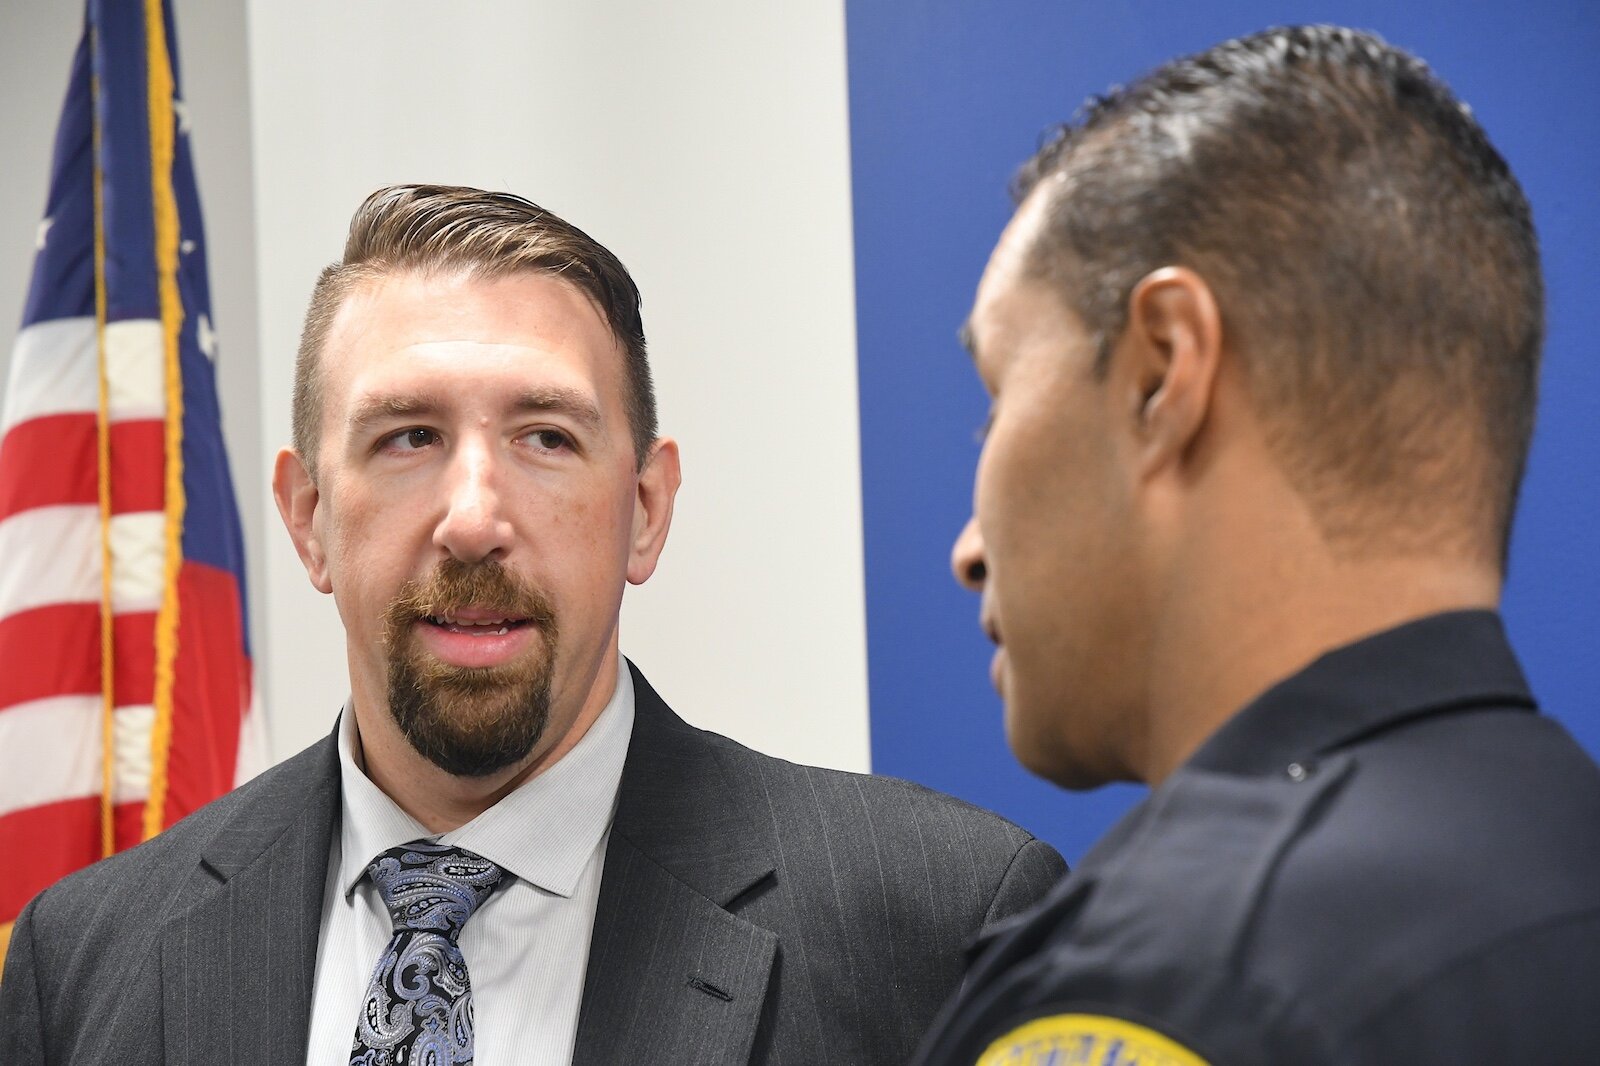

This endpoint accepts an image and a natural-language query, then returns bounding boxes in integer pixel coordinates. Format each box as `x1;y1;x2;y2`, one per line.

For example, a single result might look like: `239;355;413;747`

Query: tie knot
366;841;506;940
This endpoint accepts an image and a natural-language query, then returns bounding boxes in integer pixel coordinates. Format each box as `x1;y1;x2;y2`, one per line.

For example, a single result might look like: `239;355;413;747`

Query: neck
1136;487;1499;786
351;641;621;833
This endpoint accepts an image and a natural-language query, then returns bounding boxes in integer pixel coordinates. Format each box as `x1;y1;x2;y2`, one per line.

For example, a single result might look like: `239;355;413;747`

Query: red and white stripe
0;313;261;922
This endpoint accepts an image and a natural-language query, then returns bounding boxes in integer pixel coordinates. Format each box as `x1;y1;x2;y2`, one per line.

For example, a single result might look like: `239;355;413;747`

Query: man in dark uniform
916;24;1600;1065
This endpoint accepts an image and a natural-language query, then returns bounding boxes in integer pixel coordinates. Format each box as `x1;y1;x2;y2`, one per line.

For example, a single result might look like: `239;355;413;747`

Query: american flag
0;0;263;965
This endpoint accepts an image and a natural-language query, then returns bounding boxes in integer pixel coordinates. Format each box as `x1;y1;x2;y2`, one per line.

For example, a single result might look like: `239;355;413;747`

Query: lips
422;613;531;637
981;608;1004;691
412;611;541;669
980;607;1001;647
385;559;559;671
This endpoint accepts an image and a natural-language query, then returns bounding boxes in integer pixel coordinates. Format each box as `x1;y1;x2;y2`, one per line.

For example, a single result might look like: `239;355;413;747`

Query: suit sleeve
0;897;50;1066
983;837;1067;925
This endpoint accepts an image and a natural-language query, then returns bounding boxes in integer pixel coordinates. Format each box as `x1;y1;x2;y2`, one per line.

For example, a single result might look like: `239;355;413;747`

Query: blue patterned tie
350;841;507;1066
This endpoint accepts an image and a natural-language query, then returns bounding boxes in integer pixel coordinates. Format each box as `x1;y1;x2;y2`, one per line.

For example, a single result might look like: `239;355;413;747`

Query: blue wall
848;1;1600;863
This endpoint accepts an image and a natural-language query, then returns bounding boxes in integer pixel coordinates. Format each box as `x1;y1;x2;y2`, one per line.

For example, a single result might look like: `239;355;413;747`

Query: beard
381;558;560;777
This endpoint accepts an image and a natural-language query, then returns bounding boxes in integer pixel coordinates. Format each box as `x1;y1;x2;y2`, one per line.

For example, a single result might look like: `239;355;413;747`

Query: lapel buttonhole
687;975;734;1002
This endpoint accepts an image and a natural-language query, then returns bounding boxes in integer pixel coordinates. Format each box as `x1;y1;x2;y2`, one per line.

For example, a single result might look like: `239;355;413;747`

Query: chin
1005;700;1119;791
1014;745;1112;791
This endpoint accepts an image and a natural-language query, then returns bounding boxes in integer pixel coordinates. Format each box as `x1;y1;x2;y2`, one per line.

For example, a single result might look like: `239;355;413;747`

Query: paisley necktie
350;841;507;1066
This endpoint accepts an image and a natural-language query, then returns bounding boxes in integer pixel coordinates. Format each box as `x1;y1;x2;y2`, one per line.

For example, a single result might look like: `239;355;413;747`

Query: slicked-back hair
293;184;656;474
1015;25;1543;563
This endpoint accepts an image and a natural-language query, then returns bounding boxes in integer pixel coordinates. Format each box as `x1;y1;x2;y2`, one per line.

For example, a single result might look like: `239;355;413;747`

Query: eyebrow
347;386;605;435
510;387;604;432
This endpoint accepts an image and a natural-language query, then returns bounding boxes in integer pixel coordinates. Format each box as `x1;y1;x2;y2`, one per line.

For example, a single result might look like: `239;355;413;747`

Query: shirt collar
335;656;635;901
1182;609;1535;777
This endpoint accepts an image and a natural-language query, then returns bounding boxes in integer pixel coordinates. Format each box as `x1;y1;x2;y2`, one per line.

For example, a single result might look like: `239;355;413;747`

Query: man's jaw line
353;699;553;835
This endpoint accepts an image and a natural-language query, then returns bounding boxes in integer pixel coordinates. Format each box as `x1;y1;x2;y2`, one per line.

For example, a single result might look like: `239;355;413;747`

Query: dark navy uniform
913;610;1600;1064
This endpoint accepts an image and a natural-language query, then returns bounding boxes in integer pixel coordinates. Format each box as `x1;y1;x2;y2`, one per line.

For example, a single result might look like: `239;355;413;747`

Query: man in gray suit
0;185;1063;1065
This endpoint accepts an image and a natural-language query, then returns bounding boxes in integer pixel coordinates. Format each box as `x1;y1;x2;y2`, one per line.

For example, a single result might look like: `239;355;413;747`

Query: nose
434;438;514;564
951;517;987;592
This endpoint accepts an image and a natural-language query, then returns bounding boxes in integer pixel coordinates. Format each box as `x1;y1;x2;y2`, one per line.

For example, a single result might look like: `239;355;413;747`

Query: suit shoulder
630;666;1050;848
692;721;1066;896
23;736;333;926
703;721;1034;835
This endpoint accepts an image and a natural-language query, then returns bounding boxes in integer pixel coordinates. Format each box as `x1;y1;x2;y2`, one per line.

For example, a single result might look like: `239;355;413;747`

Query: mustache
383;558;557;637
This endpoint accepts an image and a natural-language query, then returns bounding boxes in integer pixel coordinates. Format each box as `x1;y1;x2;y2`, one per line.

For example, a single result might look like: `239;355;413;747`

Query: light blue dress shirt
304;658;634;1065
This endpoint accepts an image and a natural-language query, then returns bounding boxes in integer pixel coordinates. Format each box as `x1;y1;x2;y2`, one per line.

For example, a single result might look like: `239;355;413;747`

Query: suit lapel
572;665;778;1065
160;736;340;1065
149;674;777;1062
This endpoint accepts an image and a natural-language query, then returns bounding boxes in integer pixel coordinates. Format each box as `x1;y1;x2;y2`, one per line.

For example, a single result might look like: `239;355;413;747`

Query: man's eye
386;427;438;451
974;410;995;444
528;429;572;452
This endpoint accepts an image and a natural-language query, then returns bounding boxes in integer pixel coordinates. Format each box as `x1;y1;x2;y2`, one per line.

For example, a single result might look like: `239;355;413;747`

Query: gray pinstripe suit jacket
0;664;1065;1064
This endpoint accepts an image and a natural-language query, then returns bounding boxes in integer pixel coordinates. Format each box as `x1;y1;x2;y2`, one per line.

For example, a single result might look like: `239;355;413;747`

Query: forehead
320;269;625;408
968;192;1081;368
980;190;1052;299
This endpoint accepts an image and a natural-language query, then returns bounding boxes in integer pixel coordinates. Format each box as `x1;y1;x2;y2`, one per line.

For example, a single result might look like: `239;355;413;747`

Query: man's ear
627;437;681;586
272;447;333;594
1115;266;1225;477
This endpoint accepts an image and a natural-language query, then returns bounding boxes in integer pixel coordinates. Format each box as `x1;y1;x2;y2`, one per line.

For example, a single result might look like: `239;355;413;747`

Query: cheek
318;493;407;605
326;545;395;623
530;482;637;584
974;427;1045;565
538;480;629;542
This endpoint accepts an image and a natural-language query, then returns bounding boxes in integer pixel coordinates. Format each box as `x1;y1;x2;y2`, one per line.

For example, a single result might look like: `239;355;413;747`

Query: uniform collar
1183;609;1535;777
334;655;635;901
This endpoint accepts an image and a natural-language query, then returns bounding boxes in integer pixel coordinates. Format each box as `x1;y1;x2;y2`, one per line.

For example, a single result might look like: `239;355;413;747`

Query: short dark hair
293;184;656;473
1015;25;1543;561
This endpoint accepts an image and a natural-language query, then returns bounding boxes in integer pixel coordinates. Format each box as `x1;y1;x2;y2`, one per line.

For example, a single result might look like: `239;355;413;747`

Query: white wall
2;0;872;774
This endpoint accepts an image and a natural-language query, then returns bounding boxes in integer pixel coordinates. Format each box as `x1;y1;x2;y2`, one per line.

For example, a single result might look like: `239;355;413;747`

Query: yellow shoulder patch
976;1013;1210;1065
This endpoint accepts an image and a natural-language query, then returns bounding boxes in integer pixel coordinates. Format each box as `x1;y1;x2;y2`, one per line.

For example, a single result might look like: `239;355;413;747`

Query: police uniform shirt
912;610;1600;1065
